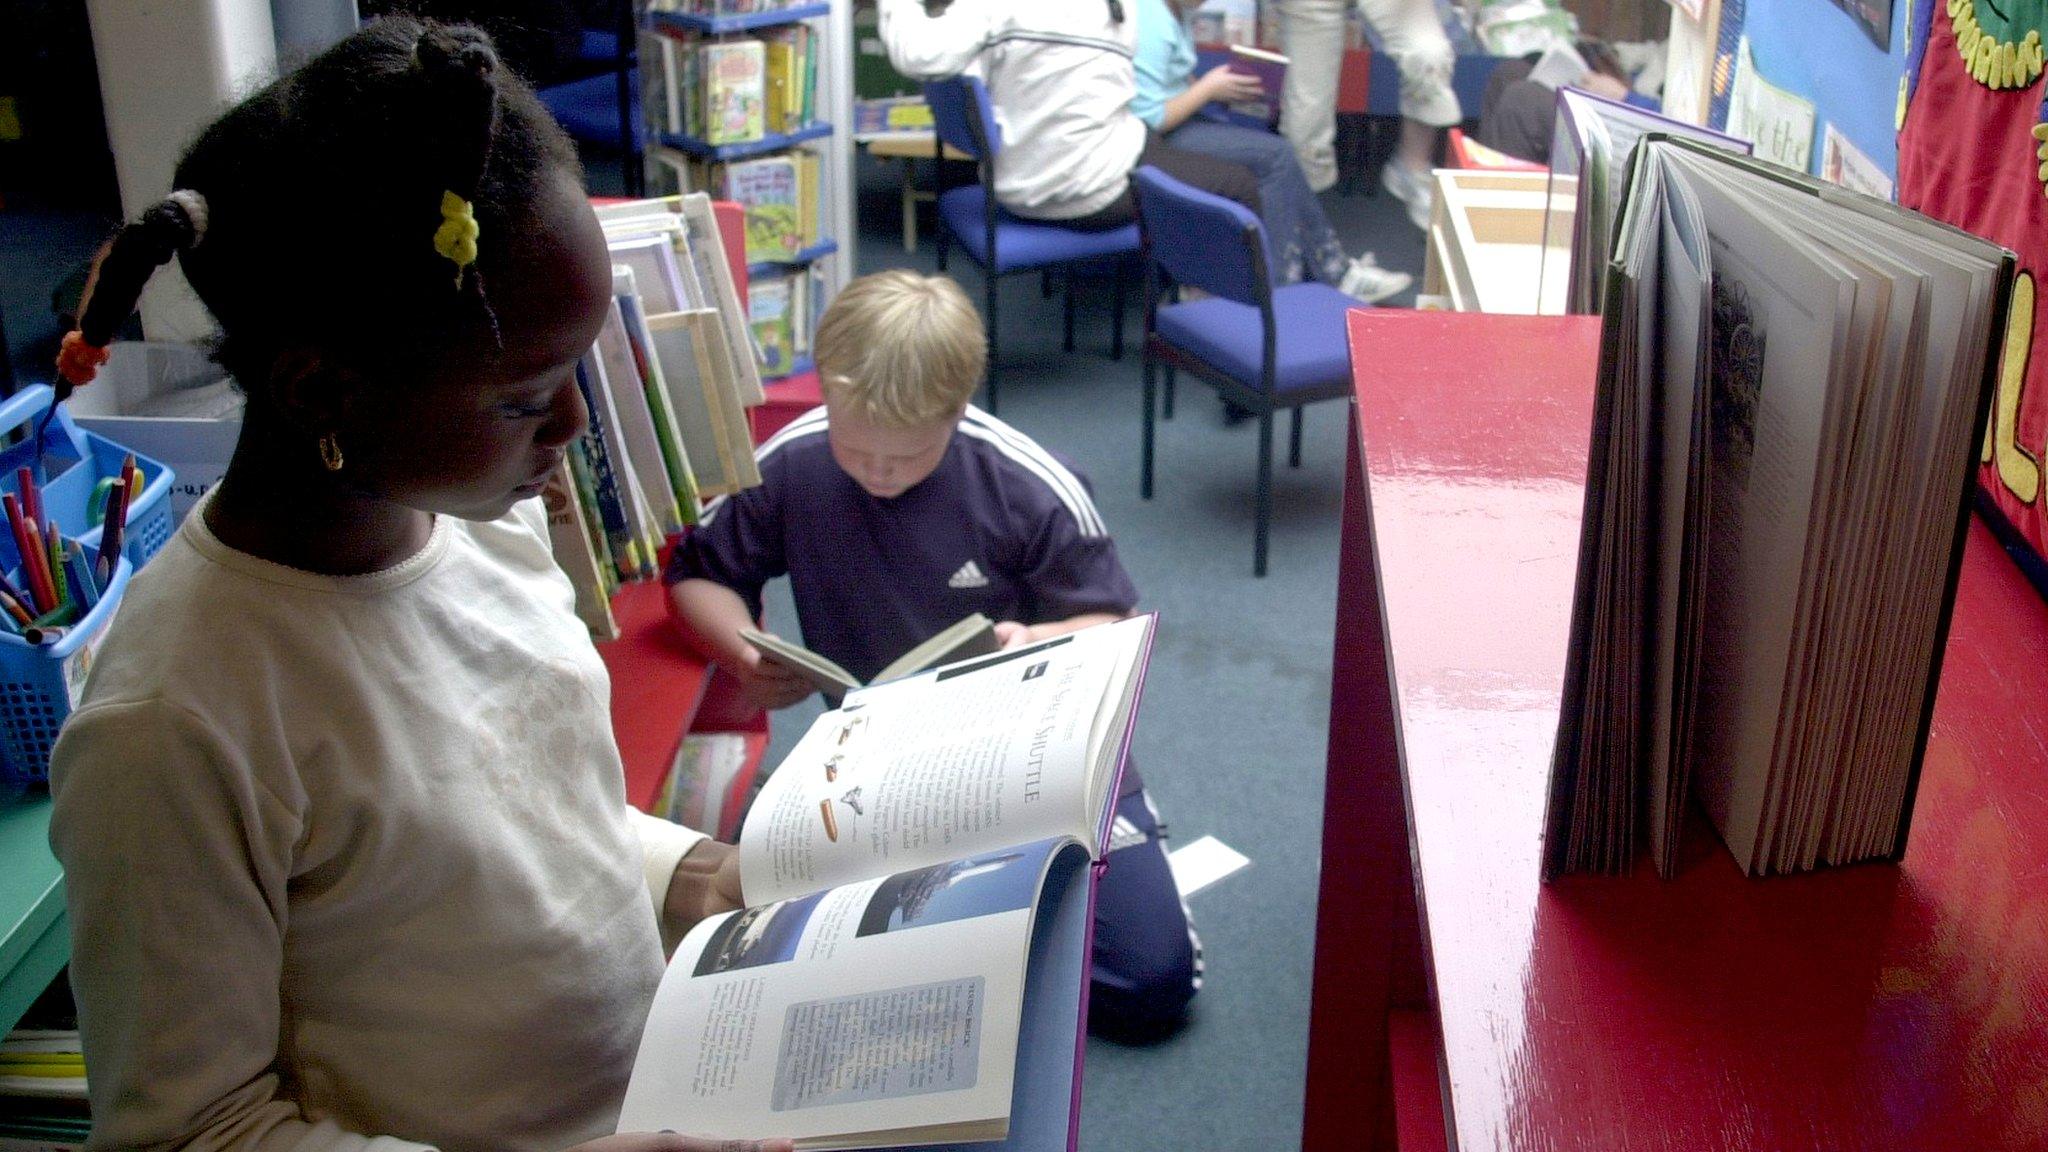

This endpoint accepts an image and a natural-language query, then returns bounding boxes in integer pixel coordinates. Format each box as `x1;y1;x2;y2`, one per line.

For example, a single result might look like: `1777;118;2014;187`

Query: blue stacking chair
1132;165;1362;577
535;7;642;195
923;75;1140;415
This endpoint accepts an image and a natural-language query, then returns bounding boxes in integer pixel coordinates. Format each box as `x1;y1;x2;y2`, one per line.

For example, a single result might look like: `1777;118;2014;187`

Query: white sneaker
1379;160;1434;232
1338;253;1414;304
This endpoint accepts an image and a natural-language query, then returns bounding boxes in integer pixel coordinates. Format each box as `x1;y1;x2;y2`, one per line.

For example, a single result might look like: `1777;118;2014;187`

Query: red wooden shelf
598;581;712;813
1307;310;2048;1151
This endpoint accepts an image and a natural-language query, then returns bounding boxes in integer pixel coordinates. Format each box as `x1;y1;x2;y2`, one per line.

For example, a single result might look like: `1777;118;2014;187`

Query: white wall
84;0;279;341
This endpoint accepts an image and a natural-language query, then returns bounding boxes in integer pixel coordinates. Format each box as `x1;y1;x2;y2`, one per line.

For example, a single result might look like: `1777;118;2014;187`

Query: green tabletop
0;792;67;1037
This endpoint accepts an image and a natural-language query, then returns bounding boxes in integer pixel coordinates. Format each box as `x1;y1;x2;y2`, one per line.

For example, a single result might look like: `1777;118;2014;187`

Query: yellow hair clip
433;190;480;286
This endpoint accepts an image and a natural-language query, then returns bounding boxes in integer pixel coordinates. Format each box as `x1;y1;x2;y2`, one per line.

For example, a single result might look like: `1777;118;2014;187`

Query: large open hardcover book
620;615;1157;1148
1542;88;1750;315
1543;137;2013;879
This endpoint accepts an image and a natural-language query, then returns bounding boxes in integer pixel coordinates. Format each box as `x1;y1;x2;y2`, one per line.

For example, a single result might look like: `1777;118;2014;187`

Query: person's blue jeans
1162;117;1349;286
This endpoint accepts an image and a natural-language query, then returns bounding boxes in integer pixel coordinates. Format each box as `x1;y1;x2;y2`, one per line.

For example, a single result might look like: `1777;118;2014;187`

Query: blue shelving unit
650;3;829;36
748;239;839;279
660;121;834;162
645;0;848;372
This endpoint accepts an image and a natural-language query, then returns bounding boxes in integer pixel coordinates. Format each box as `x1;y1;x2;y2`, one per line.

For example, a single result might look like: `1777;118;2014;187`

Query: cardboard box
65;341;243;524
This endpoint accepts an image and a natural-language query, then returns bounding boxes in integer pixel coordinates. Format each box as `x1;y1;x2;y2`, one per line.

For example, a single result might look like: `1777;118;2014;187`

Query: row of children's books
648;149;829;268
746;262;829;379
640;28;818;147
542;195;768;640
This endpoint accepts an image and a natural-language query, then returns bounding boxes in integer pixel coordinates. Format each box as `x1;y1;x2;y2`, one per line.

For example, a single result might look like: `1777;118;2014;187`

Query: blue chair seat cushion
938;186;1140;272
1154;283;1361;396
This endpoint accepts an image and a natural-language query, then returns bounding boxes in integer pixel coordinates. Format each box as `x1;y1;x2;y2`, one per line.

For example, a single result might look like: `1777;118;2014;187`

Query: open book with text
620;615;1157;1149
1543;137;2012;879
742;614;1000;705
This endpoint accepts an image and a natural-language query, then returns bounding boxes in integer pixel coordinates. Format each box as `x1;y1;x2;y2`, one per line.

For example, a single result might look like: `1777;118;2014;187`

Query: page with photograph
620;837;1094;1150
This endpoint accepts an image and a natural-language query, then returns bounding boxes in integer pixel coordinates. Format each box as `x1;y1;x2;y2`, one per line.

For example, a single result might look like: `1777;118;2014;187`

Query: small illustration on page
856;849;1035;938
818;787;864;842
692;891;826;977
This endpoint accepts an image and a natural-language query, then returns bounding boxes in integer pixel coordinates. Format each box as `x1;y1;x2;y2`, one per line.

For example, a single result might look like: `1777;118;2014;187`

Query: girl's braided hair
60;17;579;399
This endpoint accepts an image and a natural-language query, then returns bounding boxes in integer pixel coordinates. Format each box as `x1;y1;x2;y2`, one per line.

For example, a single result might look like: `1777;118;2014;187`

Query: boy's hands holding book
664;839;748;937
731;641;816;710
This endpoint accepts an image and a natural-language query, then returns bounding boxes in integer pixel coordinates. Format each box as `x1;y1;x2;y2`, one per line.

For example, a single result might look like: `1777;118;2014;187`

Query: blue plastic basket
0;554;133;791
0;384;174;790
0;385;175;573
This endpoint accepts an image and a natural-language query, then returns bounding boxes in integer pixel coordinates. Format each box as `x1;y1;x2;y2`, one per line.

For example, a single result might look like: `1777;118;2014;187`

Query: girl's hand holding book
1195;64;1265;106
567;1133;794;1152
664;840;747;938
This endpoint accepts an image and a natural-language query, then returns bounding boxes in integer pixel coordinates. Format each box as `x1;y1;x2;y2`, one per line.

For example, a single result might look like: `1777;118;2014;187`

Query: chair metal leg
1255;410;1275;577
1141;354;1157;500
1110;263;1126;361
985;271;1000;415
1063;274;1077;353
1289;407;1304;467
1163;365;1177;419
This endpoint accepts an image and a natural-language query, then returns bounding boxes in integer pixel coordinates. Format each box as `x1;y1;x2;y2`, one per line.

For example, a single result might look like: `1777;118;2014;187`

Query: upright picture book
1543;137;2013;879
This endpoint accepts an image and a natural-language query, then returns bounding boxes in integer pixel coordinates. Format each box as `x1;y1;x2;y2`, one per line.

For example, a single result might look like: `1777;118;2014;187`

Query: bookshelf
1306;309;2048;1150
642;0;853;387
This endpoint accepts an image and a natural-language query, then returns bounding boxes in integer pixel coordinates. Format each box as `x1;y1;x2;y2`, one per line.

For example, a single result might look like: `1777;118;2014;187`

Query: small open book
1225;44;1286;125
620;615;1156;1150
742;613;1000;705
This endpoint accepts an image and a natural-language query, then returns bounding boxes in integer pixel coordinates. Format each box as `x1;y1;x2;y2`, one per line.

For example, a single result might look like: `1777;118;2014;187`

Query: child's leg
1088;787;1202;1037
1164;120;1347;285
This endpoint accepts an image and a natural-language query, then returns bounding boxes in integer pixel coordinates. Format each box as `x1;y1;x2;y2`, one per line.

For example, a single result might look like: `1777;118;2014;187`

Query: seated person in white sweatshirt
879;0;1263;230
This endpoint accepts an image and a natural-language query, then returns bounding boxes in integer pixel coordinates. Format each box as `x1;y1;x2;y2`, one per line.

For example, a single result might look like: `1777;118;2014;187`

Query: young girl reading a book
45;20;788;1152
1130;0;1412;302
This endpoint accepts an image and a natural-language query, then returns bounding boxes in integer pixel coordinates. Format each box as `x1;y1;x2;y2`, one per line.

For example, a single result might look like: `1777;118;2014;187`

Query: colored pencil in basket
46;524;68;616
95;477;127;587
64;540;99;611
2;493;41;610
17;513;57;614
123;453;140;501
0;570;35;625
15;466;41;526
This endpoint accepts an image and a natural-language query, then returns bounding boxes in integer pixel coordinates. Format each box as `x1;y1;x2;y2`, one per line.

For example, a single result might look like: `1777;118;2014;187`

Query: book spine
798;150;820;249
541;461;620;641
567;441;620;597
572;362;646;583
617;293;704;532
682;43;703;140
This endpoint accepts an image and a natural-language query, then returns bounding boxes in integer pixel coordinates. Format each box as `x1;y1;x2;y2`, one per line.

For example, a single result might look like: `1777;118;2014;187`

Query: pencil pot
0;384;175;572
0;554;133;791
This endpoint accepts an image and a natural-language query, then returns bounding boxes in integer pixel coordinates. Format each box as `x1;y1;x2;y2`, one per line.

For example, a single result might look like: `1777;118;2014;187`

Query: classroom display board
1897;0;2048;574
